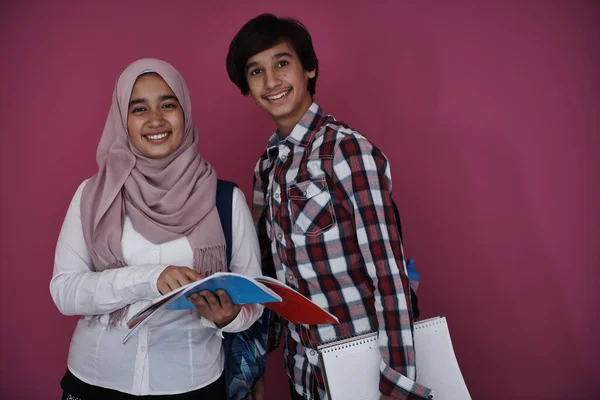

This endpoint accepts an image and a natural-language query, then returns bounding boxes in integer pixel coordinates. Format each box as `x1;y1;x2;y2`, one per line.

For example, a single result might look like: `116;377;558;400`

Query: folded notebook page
413;317;471;399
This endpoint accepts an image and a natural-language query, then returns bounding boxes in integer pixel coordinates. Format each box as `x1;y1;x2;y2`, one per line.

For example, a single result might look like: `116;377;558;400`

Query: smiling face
126;73;184;159
245;42;316;136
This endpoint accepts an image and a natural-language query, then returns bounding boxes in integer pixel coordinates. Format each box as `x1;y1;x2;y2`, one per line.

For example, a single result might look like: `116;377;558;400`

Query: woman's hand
157;265;203;294
188;289;241;327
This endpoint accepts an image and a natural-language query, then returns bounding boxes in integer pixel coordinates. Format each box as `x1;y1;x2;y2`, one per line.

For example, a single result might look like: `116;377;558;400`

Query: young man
226;14;432;400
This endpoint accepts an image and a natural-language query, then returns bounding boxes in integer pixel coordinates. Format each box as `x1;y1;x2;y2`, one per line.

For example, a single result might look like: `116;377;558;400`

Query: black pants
61;369;226;400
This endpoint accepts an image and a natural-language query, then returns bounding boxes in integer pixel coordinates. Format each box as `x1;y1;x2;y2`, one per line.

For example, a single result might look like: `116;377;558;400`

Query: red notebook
256;276;339;325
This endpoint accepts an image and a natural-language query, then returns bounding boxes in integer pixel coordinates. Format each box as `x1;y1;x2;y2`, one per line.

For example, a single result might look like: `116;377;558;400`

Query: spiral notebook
317;316;471;400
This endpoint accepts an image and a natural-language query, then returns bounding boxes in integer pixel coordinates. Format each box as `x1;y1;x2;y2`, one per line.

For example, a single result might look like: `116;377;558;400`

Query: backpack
215;180;270;400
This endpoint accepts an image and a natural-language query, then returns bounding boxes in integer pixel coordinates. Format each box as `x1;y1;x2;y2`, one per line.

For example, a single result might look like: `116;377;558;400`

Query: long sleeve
50;181;167;316
333;135;432;399
206;187;264;334
251;155;282;353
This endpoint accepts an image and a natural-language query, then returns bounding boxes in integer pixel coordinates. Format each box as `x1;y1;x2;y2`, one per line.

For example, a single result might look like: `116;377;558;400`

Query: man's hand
157;266;203;294
247;375;265;400
188;289;241;327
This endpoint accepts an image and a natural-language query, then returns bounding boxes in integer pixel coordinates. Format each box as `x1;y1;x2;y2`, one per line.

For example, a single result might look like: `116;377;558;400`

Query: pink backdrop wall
1;1;598;398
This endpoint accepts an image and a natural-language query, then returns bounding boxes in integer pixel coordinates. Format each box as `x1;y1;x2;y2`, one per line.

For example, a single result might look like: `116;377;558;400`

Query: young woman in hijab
50;58;263;399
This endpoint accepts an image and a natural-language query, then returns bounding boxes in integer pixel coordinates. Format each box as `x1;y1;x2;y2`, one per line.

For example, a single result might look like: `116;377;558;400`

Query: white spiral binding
318;332;377;353
414;316;445;331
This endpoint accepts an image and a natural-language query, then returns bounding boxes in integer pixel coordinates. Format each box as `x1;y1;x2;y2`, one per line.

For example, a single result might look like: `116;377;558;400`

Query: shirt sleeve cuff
379;364;434;399
222;304;263;333
146;265;170;299
199;304;263;337
200;317;225;338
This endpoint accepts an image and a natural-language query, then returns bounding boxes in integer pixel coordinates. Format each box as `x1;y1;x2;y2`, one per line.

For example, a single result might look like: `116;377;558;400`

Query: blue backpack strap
215;179;236;266
215;179;270;400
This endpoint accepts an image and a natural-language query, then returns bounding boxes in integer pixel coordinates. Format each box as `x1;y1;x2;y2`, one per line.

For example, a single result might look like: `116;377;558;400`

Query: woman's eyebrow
129;98;146;108
159;95;178;102
129;95;178;108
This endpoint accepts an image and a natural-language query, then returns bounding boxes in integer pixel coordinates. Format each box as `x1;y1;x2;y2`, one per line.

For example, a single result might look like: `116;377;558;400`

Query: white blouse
50;180;263;395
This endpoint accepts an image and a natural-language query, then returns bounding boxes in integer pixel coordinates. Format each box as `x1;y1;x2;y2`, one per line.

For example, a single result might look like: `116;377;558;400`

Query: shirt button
288;272;294;280
274;193;280;199
310;350;316;356
281;154;287;161
277;233;283;240
152;249;159;256
140;346;146;352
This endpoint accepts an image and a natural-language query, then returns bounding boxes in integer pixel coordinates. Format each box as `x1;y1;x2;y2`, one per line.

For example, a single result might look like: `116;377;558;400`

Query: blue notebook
166;274;281;310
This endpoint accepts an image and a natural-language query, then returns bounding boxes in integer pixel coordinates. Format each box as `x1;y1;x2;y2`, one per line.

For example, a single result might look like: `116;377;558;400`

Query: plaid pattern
252;103;433;400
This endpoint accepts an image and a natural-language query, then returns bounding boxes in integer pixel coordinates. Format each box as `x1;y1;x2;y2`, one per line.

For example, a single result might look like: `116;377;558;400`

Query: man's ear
307;69;316;79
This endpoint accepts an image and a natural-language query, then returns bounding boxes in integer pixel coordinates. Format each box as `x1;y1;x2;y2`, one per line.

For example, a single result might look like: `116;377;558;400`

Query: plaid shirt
252;103;432;400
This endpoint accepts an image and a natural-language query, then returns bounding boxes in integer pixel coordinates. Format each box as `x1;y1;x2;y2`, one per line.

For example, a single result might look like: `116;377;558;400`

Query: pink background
1;1;598;398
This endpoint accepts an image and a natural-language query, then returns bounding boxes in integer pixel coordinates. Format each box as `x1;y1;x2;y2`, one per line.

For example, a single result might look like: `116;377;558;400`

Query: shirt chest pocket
287;178;335;236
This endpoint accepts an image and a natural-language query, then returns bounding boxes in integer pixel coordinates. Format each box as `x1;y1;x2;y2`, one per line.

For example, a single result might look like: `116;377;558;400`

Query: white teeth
147;132;168;140
267;91;288;100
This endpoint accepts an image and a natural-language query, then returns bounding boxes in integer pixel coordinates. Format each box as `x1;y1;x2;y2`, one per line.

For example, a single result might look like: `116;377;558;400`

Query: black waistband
60;369;225;399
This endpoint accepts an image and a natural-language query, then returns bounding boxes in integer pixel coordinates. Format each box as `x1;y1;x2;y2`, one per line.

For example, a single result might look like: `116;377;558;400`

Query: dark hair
226;13;319;96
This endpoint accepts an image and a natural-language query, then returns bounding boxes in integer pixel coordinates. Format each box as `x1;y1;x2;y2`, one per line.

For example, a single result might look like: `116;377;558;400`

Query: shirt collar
265;102;325;154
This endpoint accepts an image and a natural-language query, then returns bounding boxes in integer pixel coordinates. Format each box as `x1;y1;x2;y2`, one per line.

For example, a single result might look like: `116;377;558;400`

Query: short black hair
226;13;319;96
